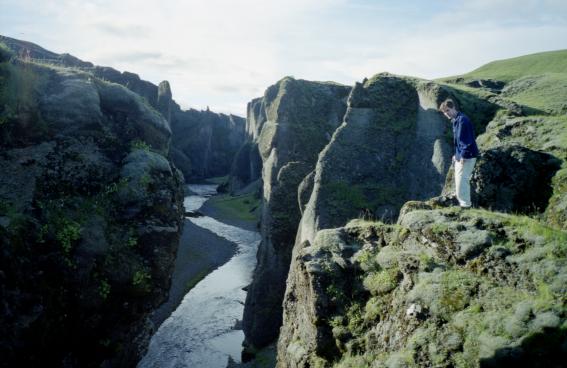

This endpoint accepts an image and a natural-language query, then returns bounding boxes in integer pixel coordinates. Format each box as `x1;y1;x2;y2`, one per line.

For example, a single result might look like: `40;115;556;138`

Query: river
138;184;261;368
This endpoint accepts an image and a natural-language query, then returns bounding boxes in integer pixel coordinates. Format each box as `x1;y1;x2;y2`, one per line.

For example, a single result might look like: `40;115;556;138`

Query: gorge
0;35;566;368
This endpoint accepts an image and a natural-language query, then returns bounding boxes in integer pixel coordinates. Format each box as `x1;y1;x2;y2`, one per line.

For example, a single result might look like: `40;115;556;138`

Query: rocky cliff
169;107;246;181
0;42;184;367
295;74;460;248
276;50;567;367
0;35;247;183
242;77;351;350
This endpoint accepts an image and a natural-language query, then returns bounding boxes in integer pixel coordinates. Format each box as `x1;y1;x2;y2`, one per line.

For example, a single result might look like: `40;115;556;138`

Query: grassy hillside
462;49;567;81
439;50;567;114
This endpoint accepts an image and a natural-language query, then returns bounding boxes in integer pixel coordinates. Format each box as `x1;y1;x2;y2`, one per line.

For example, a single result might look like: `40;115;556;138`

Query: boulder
471;145;561;213
441;145;561;214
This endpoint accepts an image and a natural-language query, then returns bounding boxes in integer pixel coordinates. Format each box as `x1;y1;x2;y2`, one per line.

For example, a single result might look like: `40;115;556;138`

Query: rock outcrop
469;146;561;213
242;77;351;349
223;97;266;194
277;205;566;367
0;43;184;367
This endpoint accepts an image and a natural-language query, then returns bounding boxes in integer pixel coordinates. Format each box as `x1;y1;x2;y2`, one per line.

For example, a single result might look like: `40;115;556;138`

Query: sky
1;0;567;116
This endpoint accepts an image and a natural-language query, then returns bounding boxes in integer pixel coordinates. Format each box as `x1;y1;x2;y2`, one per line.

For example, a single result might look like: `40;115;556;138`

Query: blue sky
1;0;566;116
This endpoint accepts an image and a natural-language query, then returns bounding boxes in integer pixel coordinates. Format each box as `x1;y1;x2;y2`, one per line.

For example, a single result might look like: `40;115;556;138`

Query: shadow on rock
480;326;567;368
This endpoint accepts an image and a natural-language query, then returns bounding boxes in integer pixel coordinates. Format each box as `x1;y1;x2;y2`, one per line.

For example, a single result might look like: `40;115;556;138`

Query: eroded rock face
277;205;567;368
242;77;351;348
169;108;246;180
0;53;184;367
296;74;453;251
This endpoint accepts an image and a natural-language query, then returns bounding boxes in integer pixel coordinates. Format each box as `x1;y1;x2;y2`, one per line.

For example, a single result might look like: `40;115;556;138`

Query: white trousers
454;158;476;207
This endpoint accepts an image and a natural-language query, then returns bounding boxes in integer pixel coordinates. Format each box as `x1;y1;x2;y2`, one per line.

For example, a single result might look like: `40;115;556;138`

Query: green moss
327;181;367;209
502;73;567;114
345;303;365;337
354;247;381;273
428;222;451;235
334;354;374;368
129;139;151;152
438;272;478;316
98;279;111;300
409;269;480;321
56;218;82;254
132;269;152;293
364;295;390;322
326;283;348;305
363;268;401;296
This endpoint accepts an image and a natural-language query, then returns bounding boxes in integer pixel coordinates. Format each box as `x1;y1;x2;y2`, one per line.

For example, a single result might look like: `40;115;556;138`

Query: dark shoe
430;195;459;207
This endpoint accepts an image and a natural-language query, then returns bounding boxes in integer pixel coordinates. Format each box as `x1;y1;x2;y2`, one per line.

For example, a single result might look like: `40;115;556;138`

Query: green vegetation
130;139;151;152
460;49;567;82
362;268;400;296
206;192;261;222
184;267;213;293
243;343;278;368
306;205;566;367
56;218;82;254
326;181;407;221
132;269;152;293
205;175;229;185
0;58;49;142
0;41;14;62
98;279;111;300
502;73;567;114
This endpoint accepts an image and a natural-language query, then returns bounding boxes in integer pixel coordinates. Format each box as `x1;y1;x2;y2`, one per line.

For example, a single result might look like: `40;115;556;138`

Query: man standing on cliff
439;99;479;208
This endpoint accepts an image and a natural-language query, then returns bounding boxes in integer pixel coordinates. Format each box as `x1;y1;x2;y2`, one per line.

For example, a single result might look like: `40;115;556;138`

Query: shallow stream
138;184;260;368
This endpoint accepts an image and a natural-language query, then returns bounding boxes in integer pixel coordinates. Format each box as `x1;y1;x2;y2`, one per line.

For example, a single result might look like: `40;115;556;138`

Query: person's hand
452;155;456;162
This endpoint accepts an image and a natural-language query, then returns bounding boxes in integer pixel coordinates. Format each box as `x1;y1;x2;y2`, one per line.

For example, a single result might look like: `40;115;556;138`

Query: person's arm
457;116;476;159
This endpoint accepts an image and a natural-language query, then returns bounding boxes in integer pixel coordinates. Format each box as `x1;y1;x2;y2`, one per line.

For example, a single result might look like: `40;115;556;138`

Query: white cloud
1;0;566;116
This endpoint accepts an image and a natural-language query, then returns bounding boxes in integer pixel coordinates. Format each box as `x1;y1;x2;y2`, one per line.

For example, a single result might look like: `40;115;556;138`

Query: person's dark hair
439;98;457;112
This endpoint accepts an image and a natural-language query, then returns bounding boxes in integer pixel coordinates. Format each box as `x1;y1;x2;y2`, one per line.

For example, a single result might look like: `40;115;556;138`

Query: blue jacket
452;112;479;160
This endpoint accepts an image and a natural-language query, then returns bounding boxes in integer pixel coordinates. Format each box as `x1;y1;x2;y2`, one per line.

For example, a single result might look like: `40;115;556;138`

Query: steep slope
0;43;184;367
